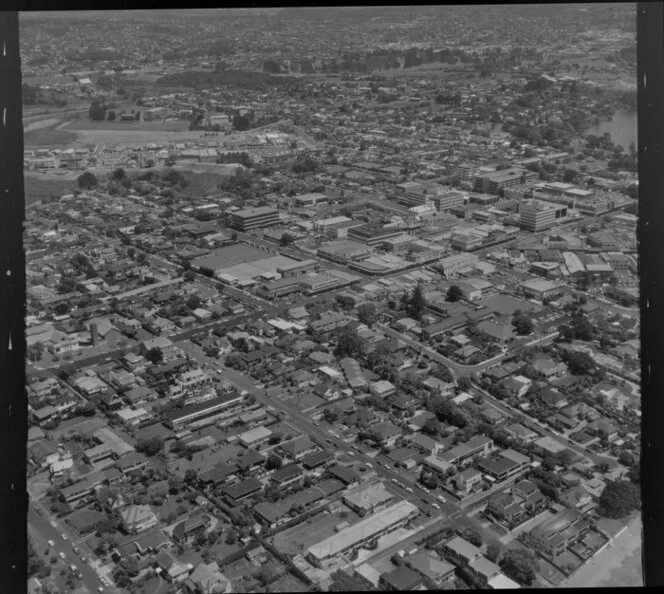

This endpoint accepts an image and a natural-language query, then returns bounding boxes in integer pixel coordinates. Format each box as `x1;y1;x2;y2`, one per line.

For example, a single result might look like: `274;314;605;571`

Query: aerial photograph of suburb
22;5;641;593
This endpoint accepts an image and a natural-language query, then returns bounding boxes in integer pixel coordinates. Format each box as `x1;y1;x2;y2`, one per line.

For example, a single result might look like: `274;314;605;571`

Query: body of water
585;109;637;149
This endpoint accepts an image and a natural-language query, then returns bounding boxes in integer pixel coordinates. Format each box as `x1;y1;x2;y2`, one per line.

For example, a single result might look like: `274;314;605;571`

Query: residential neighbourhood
23;5;641;594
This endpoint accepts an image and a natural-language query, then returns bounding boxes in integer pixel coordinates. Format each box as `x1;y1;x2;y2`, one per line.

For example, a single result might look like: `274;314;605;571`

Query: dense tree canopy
598;480;641;519
499;549;537;585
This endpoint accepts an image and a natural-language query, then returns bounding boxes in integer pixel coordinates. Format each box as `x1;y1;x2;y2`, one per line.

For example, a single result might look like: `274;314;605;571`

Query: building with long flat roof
520;199;567;232
229;206;280;231
306;500;419;568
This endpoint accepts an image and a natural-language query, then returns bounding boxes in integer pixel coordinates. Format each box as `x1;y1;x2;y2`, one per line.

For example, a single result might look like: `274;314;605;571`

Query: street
28;505;110;593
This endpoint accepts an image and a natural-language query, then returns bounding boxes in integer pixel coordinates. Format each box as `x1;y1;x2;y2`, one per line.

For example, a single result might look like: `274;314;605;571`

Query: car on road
47;540;55;547
313;421;320;426
365;462;373;468
59;552;66;560
405;487;414;494
80;555;87;563
431;503;441;510
382;462;391;468
61;534;68;541
437;495;446;503
36;507;43;515
73;547;80;555
391;478;399;484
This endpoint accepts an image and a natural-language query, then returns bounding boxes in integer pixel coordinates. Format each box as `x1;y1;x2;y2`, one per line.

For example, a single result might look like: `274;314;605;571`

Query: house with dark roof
302;450;334;470
199;463;239;488
325;464;360;486
379;566;424;591
512;479;546;513
172;514;210;545
223;477;263;504
372;422;402;448
539;388;569;409
278;436;317;461
270;464;305;491
406;550;456;586
487;492;526;526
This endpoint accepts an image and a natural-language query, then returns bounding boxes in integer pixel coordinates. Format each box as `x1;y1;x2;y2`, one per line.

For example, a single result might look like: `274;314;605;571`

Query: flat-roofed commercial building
474;168;530;195
433;190;466;212
306;501;419;569
435;253;479;278
520;199;567;232
347;225;404;247
164;393;244;429
229;206;280;231
317;241;371;264
519;278;564;300
294;193;329;207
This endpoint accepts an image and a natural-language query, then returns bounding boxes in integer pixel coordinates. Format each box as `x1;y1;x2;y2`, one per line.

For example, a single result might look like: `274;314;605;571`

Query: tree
486;544;500;563
460;528;482;547
407;284;427;321
184;468;198;484
560;349;595;375
89;99;107;121
53;302;70;316
145;347;163;364
499;549;537;585
135;436;164;456
335;294;356;310
598;480;641;519
357;302;378;328
457;376;473;391
107;110;116;121
334;327;364;358
446;285;463;303
422;417;441;437
111;167;127;181
279;232;295;246
57;275;77;294
77;171;98;190
186;295;202;310
266;453;283;471
27;342;45;362
512;313;534;336
225;528;238;545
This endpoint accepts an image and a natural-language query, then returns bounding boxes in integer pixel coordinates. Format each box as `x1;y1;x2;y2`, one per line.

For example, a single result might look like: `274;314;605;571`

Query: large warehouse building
305;501;419;569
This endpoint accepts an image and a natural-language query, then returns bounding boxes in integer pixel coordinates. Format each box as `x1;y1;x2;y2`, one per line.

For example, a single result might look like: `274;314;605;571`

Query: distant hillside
156;69;294;90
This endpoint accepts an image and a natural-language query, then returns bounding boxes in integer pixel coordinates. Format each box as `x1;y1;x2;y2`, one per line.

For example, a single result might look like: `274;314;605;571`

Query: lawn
63;119;192;132
24;127;78;148
268;572;310;593
24;173;79;204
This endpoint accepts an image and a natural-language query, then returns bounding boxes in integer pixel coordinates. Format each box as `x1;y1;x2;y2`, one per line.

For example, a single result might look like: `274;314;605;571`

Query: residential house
379;566;425;591
184;562;231;594
512;480;547;513
172;515;210;545
560;485;596;516
452;468;484;496
443;536;482;565
539;388;569;409
487;492;526;526
500;375;532;398
119;504;159;534
155;549;192;584
528;509;590;559
406;551;456;587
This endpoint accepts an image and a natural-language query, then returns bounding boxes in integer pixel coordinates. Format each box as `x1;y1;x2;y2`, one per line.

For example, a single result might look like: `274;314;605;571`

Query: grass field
269;573;310;593
24;173;79;204
63;119;192;131
24;127;78;148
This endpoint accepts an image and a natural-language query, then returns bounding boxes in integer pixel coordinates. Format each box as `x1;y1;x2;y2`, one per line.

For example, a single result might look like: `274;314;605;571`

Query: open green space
24;174;79;205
